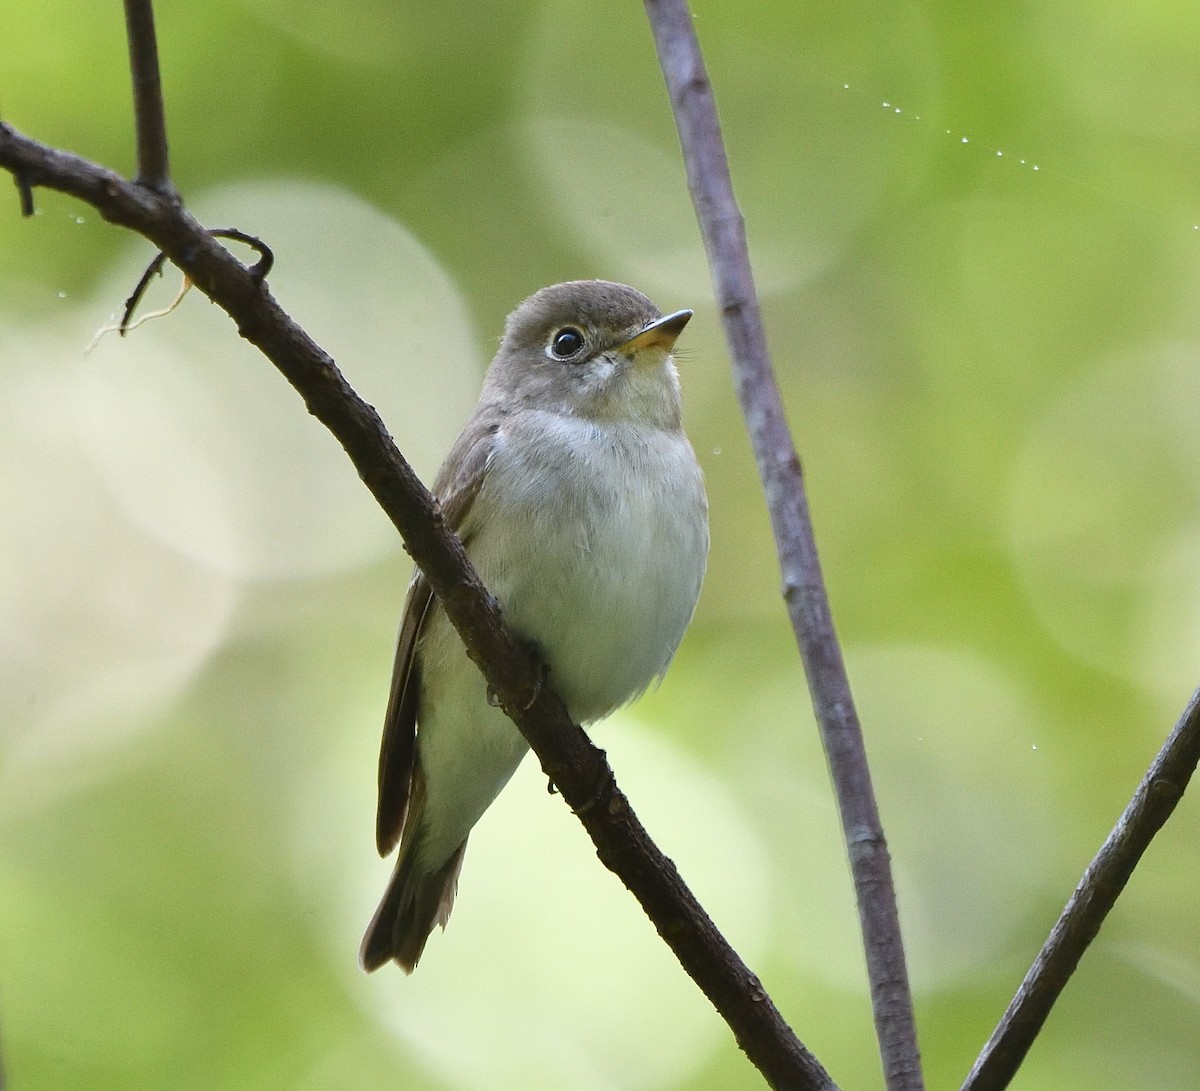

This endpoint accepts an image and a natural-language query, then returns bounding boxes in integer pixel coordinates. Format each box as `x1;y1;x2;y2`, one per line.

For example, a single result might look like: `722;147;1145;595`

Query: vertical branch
641;3;924;1089
122;0;176;196
962;687;1200;1091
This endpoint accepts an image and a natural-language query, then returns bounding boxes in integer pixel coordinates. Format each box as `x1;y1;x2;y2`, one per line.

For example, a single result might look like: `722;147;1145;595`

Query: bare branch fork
0;5;835;1090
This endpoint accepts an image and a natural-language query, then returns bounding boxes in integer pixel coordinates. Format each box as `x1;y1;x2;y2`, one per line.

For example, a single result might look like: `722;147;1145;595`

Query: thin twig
641;3;924;1089
119;227;272;333
0;121;838;1091
209;228;274;282
120;249;169;333
13;169;34;216
962;687;1200;1091
122;0;175;196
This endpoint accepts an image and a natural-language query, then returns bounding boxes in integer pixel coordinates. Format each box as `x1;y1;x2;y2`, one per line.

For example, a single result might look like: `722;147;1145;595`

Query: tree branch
641;3;924;1089
962;686;1200;1091
643;4;921;1084
0;116;836;1091
122;0;175;196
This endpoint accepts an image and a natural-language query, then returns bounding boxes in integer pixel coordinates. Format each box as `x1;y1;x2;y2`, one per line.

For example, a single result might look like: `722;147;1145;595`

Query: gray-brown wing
373;415;500;857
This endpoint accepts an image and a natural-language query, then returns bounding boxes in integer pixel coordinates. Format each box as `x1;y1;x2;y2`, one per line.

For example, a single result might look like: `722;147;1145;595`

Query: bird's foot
571;758;614;816
485;641;549;712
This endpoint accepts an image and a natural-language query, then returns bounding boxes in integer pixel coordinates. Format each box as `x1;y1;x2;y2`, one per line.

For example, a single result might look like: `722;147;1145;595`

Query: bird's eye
549;327;585;359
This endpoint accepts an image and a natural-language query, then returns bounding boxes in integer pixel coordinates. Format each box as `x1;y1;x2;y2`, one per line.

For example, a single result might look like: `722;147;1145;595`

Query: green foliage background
2;2;1199;1088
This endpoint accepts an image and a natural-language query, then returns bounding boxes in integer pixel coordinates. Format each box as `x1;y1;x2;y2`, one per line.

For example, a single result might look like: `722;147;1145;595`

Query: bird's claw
571;759;614;817
486;644;549;711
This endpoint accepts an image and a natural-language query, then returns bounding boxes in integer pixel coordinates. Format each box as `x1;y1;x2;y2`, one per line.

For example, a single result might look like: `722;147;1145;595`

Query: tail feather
359;837;468;974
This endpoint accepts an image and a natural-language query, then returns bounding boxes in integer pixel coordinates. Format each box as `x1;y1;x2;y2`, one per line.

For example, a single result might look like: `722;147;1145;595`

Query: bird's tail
359;826;468;974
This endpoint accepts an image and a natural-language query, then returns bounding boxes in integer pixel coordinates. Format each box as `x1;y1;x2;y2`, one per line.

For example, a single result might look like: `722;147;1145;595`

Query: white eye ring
547;327;585;360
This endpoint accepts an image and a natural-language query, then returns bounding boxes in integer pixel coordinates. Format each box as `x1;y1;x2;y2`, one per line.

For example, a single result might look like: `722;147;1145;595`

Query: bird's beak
619;309;693;356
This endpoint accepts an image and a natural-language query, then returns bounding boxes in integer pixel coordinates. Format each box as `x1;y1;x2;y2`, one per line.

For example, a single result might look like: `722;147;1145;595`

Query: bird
359;280;709;973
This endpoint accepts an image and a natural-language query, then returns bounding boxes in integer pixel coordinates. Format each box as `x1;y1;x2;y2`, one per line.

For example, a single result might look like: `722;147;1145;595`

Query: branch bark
0;119;835;1091
122;0;175;196
641;4;924;1090
962;686;1200;1090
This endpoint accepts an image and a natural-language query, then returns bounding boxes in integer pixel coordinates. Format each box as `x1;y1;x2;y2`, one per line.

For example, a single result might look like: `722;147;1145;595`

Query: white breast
466;410;708;723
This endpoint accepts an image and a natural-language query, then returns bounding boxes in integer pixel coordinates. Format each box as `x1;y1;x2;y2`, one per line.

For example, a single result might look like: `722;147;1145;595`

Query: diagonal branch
122;0;175;196
0;120;836;1091
641;3;924;1089
962;686;1200;1091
